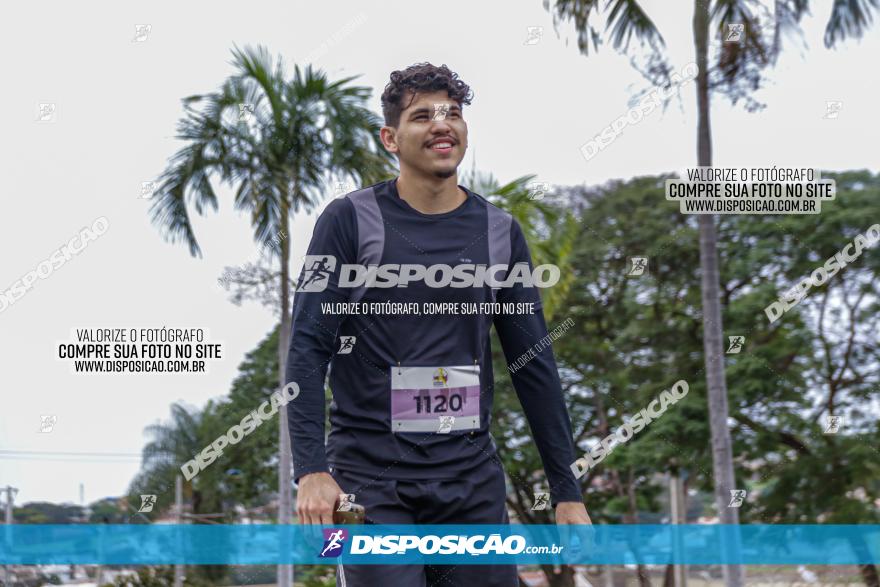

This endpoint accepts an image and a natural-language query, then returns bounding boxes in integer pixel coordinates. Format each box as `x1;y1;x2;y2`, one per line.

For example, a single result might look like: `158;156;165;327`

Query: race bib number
391;365;480;433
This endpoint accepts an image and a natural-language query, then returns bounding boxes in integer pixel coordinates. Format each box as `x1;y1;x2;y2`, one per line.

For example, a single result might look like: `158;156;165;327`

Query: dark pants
330;462;519;587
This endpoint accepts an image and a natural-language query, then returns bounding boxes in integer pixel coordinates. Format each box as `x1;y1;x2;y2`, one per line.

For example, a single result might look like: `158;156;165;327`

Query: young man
286;62;590;586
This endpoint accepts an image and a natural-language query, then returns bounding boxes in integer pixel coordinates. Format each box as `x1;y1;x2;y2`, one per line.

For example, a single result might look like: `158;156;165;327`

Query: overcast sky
1;0;878;506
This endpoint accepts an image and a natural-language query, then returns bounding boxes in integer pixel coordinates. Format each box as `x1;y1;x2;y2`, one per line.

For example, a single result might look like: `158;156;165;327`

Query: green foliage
492;171;880;525
125;171;880;528
197;327;286;516
89;499;129;524
13;502;84;524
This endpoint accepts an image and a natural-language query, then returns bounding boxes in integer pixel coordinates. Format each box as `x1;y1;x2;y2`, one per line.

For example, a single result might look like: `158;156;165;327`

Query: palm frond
545;0;663;54
824;0;879;47
606;0;665;52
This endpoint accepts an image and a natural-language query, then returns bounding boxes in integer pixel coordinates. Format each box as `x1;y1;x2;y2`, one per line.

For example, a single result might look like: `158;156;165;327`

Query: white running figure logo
321;529;346;557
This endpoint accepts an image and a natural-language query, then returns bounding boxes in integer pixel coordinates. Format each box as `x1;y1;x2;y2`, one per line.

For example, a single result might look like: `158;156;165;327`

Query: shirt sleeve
284;197;357;482
492;218;583;506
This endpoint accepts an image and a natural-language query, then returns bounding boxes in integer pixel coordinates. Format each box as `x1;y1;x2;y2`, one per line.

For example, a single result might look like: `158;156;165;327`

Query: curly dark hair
380;62;474;128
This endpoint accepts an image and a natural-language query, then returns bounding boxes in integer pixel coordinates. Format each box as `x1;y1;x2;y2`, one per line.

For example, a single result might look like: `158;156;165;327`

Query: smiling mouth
427;141;455;153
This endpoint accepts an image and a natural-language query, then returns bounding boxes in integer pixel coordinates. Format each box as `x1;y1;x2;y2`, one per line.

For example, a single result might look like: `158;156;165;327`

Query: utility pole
174;475;184;587
2;486;19;587
669;473;687;587
278;354;293;586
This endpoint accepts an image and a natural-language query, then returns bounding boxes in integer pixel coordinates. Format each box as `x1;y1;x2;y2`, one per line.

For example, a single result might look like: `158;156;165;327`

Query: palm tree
137;403;206;511
541;1;878;586
133;403;228;584
149;43;395;586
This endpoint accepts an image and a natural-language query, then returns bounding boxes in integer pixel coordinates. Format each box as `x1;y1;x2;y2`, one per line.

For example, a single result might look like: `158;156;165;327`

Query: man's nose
430;115;453;131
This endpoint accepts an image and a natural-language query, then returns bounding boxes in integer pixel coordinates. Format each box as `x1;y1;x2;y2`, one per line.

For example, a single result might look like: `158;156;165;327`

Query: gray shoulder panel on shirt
346;187;385;304
484;199;512;303
485;201;512;268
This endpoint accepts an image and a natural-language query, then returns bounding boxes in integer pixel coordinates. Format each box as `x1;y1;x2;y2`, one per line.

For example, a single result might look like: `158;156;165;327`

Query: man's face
381;90;468;179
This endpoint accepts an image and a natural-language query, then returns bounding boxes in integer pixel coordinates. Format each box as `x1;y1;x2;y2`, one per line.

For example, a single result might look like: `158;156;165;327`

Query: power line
0;450;142;457
0;455;143;463
0;449;144;462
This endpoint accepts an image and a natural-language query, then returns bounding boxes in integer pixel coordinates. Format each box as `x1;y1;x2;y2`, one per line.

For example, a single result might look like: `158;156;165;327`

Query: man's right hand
296;472;344;525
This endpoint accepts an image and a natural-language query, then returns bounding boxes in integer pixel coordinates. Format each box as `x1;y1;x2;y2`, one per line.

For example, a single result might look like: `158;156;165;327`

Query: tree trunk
626;470;651;587
635;565;651;587
853;535;879;587
859;564;880;587
663;563;674;587
692;2;743;587
277;194;293;587
192;489;202;515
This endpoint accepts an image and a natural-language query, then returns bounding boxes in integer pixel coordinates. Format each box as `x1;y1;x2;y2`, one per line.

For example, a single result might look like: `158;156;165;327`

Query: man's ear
379;126;398;155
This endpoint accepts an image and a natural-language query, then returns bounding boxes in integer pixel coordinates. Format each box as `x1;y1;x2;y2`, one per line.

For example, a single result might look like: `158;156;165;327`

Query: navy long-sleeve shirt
284;177;582;504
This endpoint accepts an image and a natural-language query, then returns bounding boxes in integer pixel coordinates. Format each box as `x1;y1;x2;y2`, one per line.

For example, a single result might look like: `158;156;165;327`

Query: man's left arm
492;219;589;523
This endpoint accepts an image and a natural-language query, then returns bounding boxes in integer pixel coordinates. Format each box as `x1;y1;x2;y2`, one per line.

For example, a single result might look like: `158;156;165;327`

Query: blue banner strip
1;525;879;565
